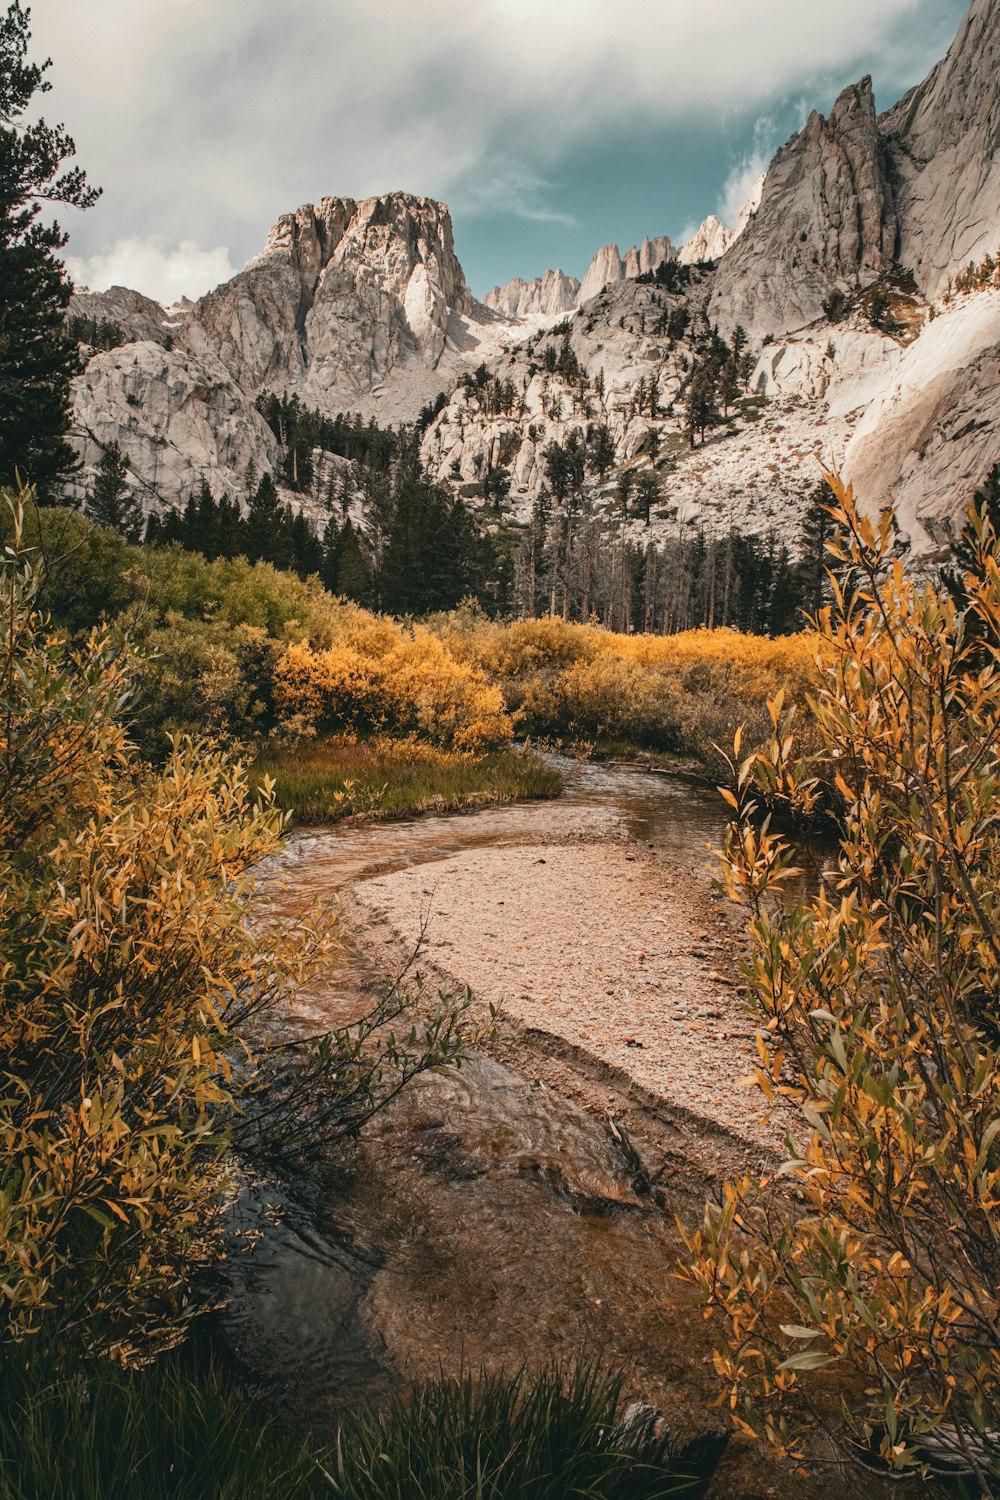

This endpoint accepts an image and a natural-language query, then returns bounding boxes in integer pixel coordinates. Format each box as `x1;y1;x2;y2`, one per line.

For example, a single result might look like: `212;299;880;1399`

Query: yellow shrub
273;624;512;750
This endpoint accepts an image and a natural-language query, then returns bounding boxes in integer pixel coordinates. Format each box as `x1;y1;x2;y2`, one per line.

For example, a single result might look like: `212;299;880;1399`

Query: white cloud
66;238;237;304
31;0;956;279
452;158;579;227
718;117;779;229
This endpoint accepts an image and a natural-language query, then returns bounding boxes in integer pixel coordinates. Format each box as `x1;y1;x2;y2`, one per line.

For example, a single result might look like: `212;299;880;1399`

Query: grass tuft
327;1365;696;1499
0;1355;700;1499
0;1352;325;1500
255;737;564;823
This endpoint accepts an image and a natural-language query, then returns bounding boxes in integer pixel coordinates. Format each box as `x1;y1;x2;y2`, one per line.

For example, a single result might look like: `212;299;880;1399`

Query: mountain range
69;0;1000;554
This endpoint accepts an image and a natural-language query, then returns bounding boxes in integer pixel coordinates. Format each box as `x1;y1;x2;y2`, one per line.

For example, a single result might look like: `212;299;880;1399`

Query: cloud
31;0;964;284
718;116;781;229
66;238;237;305
451;158;579;227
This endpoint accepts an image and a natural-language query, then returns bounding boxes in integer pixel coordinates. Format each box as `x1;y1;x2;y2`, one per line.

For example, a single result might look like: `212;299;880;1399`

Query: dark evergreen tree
542;441;569;503
482;465;511;508
85;441;143;540
634;470;660;526
795;480;837;619
685;364;719;447
0;2;99;497
324;518;372;604
768;541;799;636
244;473;286;566
718;359;740;417
290;509;322;578
587;423;615;482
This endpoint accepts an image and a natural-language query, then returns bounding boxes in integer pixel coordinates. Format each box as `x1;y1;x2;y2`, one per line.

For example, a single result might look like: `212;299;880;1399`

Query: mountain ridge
67;0;1000;552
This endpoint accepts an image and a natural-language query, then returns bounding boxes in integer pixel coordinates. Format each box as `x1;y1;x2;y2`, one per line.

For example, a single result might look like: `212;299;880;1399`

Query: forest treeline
4;497;813;780
85;403;837;637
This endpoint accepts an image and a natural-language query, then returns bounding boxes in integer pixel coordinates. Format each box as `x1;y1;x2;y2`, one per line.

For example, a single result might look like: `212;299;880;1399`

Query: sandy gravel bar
355;839;780;1149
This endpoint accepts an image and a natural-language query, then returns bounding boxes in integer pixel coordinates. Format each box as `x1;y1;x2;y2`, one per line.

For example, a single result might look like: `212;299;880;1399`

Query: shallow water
214;759;820;1435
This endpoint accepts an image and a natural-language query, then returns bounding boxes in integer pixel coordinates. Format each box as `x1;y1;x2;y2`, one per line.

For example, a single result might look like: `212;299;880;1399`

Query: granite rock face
679;216;730;266
711;77;897;339
578;235;674;304
880;0;1000;297
482;268;581;319
844;292;1000;548
69;285;174;346
181;192;479;416
70;340;279;511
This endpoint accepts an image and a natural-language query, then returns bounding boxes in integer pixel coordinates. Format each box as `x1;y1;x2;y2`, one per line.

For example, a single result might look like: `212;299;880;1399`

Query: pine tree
685;364;719;447
244;473;283;564
0;3;100;498
634;470;660;526
587;423;615;483
718;359;740;417
85;442;143;540
615;470;634;520
330;520;372;604
795;480;837;618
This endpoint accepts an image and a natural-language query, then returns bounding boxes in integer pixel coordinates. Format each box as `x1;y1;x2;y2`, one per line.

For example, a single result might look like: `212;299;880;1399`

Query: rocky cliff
678;216;730;266
483;268;581;319
578;235;675;304
710;77;897;339
181;192;488;421
69;285;175;346
880;0;1000;298
70;340;279;510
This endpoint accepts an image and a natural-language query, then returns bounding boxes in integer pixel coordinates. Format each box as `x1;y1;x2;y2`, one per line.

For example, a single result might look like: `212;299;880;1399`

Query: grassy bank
0;1355;698;1499
256;736;564;823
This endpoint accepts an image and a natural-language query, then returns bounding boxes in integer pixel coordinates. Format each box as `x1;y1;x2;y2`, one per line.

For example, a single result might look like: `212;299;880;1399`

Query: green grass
327;1366;697;1498
0;1353;325;1500
255;737;564;823
0;1356;700;1499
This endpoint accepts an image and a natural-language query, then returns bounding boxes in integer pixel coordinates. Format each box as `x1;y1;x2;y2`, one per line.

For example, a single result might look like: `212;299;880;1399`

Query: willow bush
684;477;1000;1488
435;608;815;771
0;499;465;1360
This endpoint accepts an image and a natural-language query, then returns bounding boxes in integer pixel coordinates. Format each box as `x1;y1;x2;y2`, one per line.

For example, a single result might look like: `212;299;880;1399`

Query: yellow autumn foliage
683;477;1000;1484
273;618;512;751
435;609;815;769
0;503;468;1361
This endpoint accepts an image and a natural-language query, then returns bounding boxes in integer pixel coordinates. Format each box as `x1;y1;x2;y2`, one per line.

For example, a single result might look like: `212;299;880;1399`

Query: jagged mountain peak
482;267;581;320
708;69;896;338
880;0;1000;295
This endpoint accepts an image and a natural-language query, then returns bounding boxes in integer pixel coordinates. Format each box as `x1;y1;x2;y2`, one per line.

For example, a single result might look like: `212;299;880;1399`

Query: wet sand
348;774;788;1163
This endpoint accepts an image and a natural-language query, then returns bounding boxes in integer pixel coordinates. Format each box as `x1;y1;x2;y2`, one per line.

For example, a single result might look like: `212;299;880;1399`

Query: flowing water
212;760;822;1441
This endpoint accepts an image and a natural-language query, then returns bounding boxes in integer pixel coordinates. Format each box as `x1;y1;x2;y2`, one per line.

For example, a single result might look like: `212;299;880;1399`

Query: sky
33;0;970;305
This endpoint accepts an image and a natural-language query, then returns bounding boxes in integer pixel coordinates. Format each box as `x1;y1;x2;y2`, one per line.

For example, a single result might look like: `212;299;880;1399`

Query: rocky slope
844;291;1000;547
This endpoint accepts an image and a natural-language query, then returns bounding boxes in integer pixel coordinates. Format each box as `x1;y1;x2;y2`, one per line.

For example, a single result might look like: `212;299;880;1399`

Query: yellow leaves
274;626;513;750
683;471;1000;1471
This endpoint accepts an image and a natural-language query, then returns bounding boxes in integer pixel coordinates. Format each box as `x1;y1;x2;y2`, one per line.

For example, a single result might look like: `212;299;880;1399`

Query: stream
207;759;836;1491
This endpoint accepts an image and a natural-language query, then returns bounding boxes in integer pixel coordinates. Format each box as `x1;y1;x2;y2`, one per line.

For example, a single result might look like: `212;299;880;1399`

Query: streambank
207;756;896;1500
